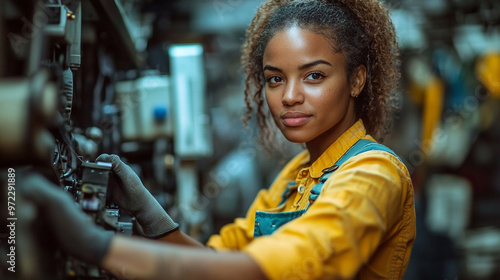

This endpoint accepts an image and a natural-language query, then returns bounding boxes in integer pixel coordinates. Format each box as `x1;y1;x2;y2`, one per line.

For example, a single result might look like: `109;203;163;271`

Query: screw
67;12;76;20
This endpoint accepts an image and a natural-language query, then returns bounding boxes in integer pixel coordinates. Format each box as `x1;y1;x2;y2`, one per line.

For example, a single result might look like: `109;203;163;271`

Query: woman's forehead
262;26;343;67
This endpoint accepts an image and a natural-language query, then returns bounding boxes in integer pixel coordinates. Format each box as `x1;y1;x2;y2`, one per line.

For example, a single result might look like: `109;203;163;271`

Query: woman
23;0;415;279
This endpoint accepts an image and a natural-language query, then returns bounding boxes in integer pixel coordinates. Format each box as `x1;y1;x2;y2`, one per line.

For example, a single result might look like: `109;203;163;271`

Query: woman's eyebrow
263;65;282;72
298;59;332;70
263;60;332;72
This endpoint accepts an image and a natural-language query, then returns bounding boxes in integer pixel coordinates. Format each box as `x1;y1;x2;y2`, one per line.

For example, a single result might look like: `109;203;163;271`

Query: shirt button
298;185;305;194
301;170;308;176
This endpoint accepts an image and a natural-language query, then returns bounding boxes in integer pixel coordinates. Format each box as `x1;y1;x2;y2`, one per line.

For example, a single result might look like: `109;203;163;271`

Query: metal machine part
115;74;174;142
168;44;213;238
0;70;58;163
1;0;213;278
169;44;212;159
79;162;134;233
80;162;111;212
0;0;142;279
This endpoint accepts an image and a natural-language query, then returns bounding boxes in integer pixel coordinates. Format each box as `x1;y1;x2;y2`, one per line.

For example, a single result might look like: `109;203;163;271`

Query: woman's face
263;26;364;151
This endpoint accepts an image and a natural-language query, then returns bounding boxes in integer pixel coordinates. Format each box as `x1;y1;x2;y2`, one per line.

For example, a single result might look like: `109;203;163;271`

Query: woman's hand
96;154;179;238
19;173;113;265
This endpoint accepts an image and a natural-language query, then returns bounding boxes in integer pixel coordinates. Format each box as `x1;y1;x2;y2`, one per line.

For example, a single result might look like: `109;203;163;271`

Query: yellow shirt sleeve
206;188;272;250
243;151;415;280
206;151;308;250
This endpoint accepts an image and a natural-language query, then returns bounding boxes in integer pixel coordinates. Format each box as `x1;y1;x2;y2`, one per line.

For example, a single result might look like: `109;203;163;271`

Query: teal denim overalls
253;139;401;237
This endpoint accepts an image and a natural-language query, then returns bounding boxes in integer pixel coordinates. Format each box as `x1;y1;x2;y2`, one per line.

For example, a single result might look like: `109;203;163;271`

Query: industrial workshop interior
0;0;499;279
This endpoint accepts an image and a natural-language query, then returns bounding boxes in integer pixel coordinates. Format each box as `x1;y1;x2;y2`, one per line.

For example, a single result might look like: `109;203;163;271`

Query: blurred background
0;0;499;279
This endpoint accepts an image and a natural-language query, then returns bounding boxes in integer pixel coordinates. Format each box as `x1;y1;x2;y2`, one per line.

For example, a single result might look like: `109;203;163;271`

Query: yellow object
476;53;500;98
421;77;444;156
207;120;416;280
408;80;426;105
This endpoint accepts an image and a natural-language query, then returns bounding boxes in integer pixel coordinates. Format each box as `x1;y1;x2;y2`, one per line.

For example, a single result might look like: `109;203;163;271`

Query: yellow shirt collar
291;119;370;179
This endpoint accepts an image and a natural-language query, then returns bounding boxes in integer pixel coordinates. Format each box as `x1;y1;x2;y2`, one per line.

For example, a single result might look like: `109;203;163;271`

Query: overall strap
308;139;401;204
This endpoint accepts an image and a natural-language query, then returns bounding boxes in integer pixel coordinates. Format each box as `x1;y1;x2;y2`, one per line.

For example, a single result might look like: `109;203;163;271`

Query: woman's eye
305;72;325;81
267;76;283;84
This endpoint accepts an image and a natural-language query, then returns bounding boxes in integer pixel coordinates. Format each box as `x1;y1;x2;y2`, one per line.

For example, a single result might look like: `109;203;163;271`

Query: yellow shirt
207;120;416;279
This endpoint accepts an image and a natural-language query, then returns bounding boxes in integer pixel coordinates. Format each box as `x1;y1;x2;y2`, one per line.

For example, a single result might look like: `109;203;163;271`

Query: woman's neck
305;114;358;164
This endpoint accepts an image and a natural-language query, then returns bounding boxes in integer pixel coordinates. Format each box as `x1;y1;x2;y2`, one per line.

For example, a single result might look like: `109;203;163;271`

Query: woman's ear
350;65;367;98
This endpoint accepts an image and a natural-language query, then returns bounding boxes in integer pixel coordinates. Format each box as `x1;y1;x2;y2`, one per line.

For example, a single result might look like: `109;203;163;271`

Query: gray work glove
96;154;179;238
20;173;113;265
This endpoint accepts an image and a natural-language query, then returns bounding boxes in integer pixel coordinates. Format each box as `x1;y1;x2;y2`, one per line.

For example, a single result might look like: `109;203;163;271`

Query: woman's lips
281;112;312;127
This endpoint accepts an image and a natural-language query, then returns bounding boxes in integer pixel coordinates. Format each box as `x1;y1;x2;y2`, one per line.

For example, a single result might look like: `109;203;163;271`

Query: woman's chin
281;132;311;144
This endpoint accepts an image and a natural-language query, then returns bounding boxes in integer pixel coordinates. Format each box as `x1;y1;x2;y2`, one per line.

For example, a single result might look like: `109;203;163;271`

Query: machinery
0;0;212;279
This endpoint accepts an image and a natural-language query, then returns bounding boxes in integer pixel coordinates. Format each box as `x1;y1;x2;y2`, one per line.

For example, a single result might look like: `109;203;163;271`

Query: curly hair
242;0;400;145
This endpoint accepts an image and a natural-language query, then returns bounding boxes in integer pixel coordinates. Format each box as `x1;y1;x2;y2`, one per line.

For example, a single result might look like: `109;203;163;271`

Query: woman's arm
102;235;267;280
156;229;206;248
20;173;266;280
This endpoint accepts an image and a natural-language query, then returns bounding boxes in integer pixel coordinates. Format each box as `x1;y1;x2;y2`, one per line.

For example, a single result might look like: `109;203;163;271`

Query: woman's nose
282;80;304;106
